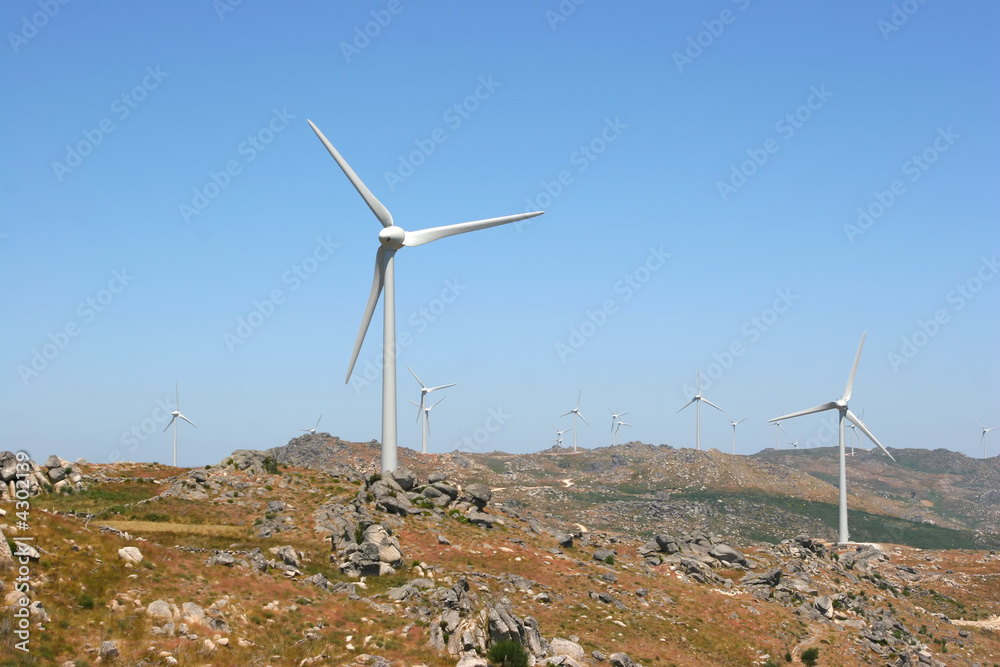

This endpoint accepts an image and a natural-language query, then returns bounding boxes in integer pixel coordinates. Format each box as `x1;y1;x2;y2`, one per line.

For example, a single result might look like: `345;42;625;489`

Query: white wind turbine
978;420;1000;459
787;436;802;452
408;396;445;455
768;332;895;545
726;417;746;455
772;419;786;451
309;120;543;472
677;369;724;451
551;425;571;448
407;365;455;454
609;407;629;446
560;391;590;452
301;414;323;434
616;420;631;444
162;382;196;467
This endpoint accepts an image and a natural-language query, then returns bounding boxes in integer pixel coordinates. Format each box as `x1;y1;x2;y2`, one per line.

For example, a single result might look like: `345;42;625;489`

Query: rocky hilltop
1;438;998;666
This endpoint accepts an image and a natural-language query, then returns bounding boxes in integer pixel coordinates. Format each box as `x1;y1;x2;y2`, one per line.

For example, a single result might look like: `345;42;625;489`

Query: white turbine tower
408;396;445;455
726;417;746;455
407;366;455;454
978;420;1000;459
162;382;196;468
616;420;631;443
768;332;895;545
677;369;724;451
551;426;571;448
301;414;323;434
772;419;786;451
309;120;543;472
609;408;629;446
560;391;590;453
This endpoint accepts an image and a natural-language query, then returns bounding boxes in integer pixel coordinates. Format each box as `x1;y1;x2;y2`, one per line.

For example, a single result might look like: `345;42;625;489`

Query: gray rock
266;500;286;513
466;510;495;528
389;466;416;491
432;481;458;499
99;641;119;659
118;546;143;564
554;531;574;548
456;654;488;667
609;652;634;667
269;545;300;568
708;543;747;566
593;650;607;661
464;483;492;509
146;599;174;624
428;471;448;484
814;595;833;618
593;549;615;562
550;637;585;660
207;551;235;567
44;455;62;469
47;466;66;483
0;451;17;483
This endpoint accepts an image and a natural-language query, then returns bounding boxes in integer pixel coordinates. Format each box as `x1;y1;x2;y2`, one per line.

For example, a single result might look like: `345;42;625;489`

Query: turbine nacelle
378;226;406;249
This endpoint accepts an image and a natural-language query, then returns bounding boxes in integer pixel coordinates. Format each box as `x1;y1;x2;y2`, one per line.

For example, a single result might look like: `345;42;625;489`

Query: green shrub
78;593;95;609
262;457;279;475
801;647;819;667
486;639;529;667
604;554;615;565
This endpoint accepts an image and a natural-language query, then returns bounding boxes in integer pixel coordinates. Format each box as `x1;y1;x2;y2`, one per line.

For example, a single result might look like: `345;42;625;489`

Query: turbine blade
315;414;323;429
677;398;696;413
702;398;724;412
767;402;839;422
697;368;702;393
163;416;176;433
736;418;747;425
846;409;894;461
976;419;986;430
578;412;590;427
427;383;456;392
178;414;197;428
576;390;582;409
842;332;866;402
559;410;574;418
175;382;180;411
307;120;393;228
429;396;445;410
408;400;420;408
402;212;544;247
345;247;386;383
407;365;427;389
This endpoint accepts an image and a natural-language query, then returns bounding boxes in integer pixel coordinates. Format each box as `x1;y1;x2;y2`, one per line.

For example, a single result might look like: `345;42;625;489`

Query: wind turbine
616;420;631;444
772;419;786;451
726;417;746;455
787;436;802;452
609;408;629;446
301;414;323;434
978;420;1000;459
162;382;196;467
408;396;445;454
407;365;455;453
308;120;543;472
560;391;590;452
677;369;724;451
551;425;571;448
768;332;895;545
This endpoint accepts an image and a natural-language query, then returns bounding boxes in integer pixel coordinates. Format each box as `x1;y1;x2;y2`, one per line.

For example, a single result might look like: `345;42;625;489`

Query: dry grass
98;520;246;538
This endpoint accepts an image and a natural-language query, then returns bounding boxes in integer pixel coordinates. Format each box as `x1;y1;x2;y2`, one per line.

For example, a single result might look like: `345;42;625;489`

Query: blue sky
2;1;998;466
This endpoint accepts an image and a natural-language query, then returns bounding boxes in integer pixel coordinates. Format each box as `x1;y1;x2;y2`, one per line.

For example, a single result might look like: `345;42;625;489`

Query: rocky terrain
1;435;999;666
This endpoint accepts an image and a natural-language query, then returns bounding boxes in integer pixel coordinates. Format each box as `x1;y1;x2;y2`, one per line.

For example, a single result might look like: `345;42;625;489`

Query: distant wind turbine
551;425;571;448
787;436;802;452
978;420;1000;459
609;407;629;446
301;414;323;434
677;369;724;451
768;332;895;545
162;382;196;467
308;120;542;472
408;397;445;454
560;391;590;452
616;420;631;443
772;419;786;451
726;417;746;455
407;366;455;454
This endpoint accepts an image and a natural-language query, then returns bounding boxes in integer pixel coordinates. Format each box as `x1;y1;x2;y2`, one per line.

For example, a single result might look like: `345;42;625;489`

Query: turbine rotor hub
379;226;406;249
836;399;848;409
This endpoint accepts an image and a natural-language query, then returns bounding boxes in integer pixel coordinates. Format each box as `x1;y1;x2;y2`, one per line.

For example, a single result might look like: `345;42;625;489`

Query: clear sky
2;1;998;466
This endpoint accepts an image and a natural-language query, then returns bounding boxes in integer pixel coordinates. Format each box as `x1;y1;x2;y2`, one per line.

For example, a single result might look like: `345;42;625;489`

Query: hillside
1;438;998;666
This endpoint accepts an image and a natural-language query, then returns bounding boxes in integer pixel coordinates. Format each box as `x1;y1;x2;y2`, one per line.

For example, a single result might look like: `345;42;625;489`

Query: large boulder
388;467;416;491
550;638;585;660
709;543;747;567
118;546;143;564
464;483;492;509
